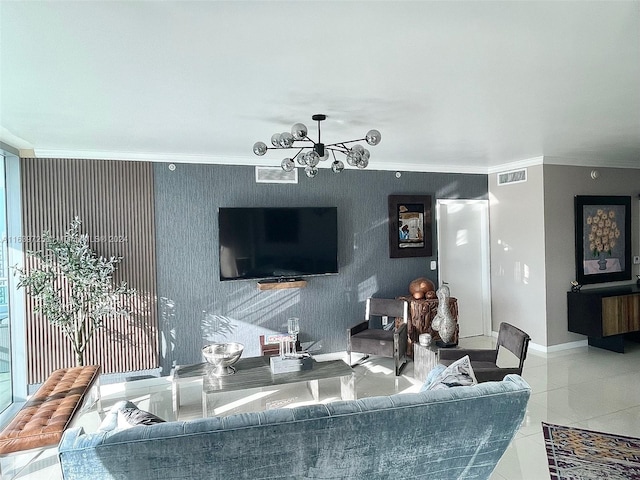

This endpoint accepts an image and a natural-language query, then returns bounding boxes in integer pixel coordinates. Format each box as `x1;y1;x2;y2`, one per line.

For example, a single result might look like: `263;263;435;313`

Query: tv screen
219;207;338;281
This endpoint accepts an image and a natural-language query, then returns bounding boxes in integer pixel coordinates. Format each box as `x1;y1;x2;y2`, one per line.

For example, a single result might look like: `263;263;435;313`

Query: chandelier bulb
281;158;295;172
271;133;281;147
366;129;381;146
253;141;267;156
305;165;319;178
278;132;295;148
331;160;345;173
291;123;308;140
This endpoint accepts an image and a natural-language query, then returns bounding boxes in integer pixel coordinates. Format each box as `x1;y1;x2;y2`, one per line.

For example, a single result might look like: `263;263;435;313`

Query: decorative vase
432;284;456;345
597;253;608;271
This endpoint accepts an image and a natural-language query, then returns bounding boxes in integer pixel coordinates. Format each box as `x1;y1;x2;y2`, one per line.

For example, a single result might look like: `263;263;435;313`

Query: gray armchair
347;298;409;376
439;322;530;382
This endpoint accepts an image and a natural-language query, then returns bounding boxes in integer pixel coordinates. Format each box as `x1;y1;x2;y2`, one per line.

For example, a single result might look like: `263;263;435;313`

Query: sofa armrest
439;348;497;363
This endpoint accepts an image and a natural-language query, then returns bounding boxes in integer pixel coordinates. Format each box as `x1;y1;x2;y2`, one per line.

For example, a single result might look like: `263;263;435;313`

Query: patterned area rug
542;422;640;479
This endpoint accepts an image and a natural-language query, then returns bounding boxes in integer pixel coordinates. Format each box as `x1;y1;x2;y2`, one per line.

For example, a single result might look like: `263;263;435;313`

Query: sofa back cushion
60;375;530;480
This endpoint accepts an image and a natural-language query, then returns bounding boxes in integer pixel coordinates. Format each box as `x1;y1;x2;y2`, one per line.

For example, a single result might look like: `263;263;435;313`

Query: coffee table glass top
173;356;354;394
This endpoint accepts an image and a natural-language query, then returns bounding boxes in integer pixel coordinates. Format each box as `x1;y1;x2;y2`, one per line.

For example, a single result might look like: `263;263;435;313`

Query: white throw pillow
426;355;478;390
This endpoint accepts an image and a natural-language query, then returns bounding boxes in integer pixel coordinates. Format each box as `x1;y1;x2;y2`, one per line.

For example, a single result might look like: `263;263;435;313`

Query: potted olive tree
14;217;134;366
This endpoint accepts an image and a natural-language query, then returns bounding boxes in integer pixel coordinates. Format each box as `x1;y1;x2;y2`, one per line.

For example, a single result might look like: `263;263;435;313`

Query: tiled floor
4;336;640;479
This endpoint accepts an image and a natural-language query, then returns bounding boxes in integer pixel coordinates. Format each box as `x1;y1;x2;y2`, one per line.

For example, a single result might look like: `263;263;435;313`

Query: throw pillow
117;406;166;429
423;355;478;391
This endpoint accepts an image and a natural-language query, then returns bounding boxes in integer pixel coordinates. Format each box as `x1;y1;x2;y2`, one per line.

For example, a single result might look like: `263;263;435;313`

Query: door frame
436;199;492;337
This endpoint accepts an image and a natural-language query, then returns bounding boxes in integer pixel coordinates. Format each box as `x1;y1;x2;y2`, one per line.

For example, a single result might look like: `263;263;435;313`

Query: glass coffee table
171;356;356;418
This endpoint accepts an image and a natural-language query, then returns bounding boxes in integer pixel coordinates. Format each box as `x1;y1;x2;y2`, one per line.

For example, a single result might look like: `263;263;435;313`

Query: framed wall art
388;194;432;258
574;195;631;285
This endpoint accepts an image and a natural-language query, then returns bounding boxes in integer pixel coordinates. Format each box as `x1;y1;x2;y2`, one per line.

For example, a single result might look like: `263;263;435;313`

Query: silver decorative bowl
202;342;244;376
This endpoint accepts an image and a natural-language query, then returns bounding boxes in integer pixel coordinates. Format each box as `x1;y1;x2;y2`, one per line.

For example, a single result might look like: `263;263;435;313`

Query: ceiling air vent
255;166;298;184
497;168;527;186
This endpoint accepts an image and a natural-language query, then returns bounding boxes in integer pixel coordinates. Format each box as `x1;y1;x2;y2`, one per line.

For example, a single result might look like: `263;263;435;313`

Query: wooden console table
397;296;459;357
568;284;640;352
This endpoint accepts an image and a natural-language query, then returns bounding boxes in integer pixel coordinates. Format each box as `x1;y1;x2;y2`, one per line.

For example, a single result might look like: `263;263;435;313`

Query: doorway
436;199;491;337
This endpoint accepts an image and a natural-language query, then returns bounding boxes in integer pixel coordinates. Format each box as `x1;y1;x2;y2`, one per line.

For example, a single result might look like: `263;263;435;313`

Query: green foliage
14;217;134;366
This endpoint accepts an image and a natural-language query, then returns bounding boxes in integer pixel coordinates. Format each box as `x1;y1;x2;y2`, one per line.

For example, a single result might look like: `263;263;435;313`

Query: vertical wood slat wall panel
21;158;158;384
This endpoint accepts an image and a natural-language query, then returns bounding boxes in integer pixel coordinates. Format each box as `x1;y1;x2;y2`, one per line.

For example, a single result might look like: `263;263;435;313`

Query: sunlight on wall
513;261;531;284
497;239;511;251
358;275;378;302
456;229;468;247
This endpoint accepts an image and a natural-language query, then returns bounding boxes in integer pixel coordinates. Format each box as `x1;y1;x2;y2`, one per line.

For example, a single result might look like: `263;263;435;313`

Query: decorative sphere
356;157;369;169
297;154;306;166
409;277;436;299
271;133;281;147
305;166;318;178
366;129;381;146
253;141;267;156
291;123;308;140
425;290;437;299
281;158;295;172
331;160;344;173
352;144;365;153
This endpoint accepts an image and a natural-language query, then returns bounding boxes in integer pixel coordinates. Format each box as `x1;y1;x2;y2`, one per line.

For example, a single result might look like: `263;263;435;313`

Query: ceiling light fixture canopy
252;114;381;178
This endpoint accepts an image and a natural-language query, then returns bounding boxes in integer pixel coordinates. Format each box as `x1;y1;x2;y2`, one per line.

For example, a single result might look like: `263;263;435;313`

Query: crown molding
33;149;491;174
487;156;545;174
30;149;640;173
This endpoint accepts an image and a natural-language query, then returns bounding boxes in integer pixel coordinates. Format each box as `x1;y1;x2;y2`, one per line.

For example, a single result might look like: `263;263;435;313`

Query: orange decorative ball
425;290;437;299
409;277;435;299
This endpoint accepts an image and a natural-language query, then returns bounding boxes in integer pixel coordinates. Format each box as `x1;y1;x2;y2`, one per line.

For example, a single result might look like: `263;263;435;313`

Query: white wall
489;164;547;347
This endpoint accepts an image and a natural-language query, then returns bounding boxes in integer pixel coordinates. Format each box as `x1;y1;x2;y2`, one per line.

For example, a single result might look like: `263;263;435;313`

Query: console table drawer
602;294;640;336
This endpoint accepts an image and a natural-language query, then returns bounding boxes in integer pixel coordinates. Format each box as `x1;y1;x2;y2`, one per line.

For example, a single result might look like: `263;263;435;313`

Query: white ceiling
1;1;639;174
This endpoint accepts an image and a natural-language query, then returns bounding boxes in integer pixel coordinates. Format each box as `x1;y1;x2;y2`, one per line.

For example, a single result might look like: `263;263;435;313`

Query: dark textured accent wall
21;158;158;383
154;163;487;373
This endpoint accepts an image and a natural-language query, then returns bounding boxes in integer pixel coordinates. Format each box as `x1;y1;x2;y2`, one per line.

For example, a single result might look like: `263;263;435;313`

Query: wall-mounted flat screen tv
219;207;338;281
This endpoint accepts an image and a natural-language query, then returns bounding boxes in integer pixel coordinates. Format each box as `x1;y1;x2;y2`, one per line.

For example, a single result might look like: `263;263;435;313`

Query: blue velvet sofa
59;374;530;480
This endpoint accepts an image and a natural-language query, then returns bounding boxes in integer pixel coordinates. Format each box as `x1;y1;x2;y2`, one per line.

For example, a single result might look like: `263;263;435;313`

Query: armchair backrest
365;298;408;324
496;322;531;371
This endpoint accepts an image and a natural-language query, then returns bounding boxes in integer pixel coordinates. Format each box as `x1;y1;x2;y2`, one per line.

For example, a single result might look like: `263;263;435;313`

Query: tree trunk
75;348;84;366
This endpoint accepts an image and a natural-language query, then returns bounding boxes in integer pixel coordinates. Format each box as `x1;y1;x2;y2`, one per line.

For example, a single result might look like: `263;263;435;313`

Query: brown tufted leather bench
0;365;101;457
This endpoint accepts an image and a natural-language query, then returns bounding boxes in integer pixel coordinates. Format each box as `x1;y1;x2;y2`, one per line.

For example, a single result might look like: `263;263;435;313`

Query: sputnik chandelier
252;114;381;178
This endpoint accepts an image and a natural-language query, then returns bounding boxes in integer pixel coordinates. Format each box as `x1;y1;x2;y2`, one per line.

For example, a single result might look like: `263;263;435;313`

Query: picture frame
574;195;631;285
388;194;432;258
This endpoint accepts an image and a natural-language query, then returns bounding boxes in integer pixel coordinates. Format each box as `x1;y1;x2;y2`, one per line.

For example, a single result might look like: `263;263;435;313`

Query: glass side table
413;343;439;383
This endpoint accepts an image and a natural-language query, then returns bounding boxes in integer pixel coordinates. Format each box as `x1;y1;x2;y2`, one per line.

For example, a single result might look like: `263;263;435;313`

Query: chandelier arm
264;140;315;151
291;147;305;160
325;138;367;148
326;145;350;155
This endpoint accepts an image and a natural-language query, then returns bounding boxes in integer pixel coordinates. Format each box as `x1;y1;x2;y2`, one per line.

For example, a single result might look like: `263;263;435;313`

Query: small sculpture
409;277;435;300
432;283;456;346
570;281;582;293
